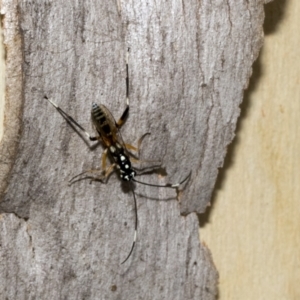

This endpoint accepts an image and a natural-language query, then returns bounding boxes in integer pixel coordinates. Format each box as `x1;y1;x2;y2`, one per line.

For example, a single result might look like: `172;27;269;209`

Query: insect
45;50;190;264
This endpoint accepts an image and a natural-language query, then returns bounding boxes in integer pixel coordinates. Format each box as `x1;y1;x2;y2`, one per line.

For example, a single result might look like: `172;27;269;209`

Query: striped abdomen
91;103;117;146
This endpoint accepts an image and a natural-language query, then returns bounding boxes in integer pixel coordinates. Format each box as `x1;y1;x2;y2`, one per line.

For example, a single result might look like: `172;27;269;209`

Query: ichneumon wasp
45;50;190;264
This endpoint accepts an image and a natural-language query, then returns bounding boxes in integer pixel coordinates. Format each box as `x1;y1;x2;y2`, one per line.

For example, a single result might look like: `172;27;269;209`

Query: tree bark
0;0;270;299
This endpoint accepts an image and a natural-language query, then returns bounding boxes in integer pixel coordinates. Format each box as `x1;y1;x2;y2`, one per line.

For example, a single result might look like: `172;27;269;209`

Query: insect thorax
109;143;136;181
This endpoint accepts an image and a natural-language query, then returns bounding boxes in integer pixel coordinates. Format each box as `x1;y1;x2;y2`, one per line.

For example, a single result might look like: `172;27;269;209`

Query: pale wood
0;0;270;299
0;0;23;198
0;18;4;141
201;1;300;299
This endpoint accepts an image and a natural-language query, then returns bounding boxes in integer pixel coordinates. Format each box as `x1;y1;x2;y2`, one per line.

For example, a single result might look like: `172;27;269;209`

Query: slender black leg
44;96;98;141
116;49;130;129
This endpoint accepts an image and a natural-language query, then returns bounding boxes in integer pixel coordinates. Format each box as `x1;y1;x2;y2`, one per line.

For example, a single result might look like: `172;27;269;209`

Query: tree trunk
0;0;270;299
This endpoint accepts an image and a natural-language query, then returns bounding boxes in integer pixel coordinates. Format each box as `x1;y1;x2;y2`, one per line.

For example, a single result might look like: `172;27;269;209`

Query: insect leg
136;132;150;159
101;148;108;171
124;133;150;156
124;143;138;152
116;49;130;129
44;96;98;141
116;106;129;129
69;149;116;183
101;148;118;178
126;133;161;165
69;164;116;184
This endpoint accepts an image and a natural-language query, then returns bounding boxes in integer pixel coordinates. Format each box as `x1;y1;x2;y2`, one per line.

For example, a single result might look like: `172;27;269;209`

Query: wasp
45;50;190;264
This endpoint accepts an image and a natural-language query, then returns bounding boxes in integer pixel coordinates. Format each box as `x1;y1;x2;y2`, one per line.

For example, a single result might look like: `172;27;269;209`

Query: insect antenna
120;172;190;263
121;184;138;264
132;171;191;188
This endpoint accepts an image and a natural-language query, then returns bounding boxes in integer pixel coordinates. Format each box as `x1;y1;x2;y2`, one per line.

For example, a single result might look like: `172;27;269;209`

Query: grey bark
0;0;269;299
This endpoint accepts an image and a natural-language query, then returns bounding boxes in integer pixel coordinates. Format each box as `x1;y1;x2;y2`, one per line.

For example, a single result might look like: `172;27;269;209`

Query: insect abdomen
91;103;116;141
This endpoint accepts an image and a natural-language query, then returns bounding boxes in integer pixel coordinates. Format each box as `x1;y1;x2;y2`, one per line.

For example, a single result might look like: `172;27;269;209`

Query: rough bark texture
0;0;268;299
